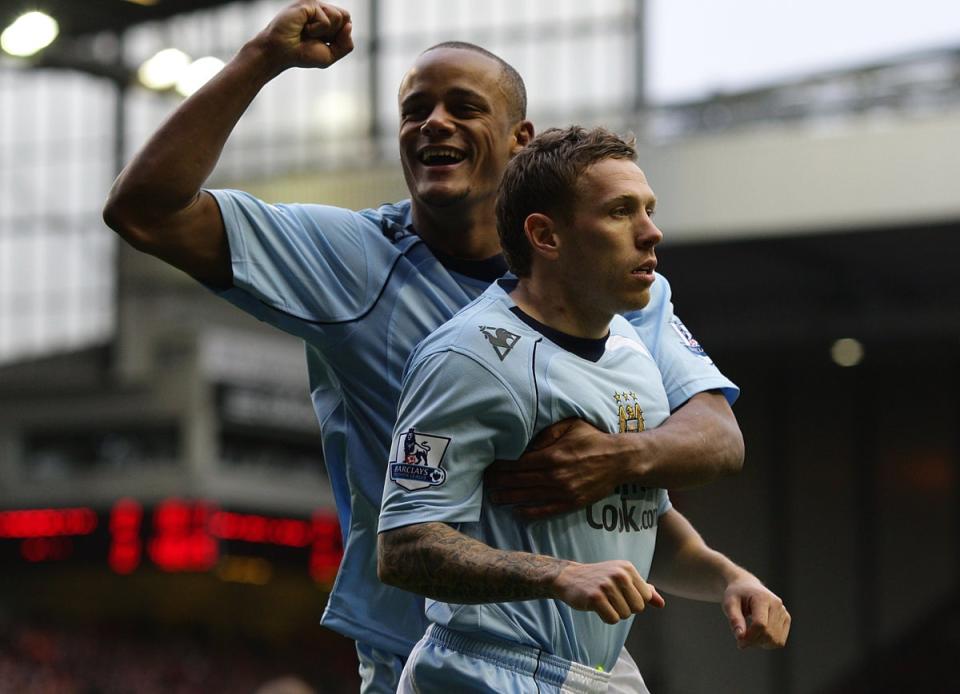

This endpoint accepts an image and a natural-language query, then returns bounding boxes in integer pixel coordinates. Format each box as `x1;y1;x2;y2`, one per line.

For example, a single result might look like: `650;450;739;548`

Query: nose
421;104;455;137
636;216;663;250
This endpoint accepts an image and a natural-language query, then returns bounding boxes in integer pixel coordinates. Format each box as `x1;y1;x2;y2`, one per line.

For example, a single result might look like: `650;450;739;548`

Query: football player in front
378;127;790;693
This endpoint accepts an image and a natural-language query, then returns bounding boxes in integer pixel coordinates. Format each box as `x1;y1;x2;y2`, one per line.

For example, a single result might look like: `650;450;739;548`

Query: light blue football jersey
207;189;737;656
379;279;673;672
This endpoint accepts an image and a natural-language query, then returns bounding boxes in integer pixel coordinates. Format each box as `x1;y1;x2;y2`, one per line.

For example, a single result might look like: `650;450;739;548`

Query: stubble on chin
632;289;652;311
607;288;652;315
417;185;472;209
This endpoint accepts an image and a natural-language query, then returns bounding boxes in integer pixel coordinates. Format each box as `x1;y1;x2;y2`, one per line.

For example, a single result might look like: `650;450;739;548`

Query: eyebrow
400;86;489;108
606;193;657;209
445;87;488;102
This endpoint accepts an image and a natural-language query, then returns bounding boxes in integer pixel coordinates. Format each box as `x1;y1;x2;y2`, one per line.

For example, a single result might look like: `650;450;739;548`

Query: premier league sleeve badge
390;427;452;491
669;316;714;364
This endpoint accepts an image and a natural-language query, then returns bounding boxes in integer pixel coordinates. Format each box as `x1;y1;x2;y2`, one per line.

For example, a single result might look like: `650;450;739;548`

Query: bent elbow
724;453;744;477
102;194;152;252
722;430;745;476
376;558;395;586
376;534;400;587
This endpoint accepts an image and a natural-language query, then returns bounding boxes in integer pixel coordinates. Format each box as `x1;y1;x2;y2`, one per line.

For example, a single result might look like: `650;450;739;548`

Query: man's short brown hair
495;126;637;277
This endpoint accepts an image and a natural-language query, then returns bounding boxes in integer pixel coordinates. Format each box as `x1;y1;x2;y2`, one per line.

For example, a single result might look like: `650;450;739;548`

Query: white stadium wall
642;109;960;242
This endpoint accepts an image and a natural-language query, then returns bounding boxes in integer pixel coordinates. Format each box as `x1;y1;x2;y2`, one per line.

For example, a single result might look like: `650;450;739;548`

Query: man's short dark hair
496;126;637;277
422;41;527;121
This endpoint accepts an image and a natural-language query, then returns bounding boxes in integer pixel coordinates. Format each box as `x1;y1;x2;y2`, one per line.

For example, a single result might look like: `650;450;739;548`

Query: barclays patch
390;428;451;491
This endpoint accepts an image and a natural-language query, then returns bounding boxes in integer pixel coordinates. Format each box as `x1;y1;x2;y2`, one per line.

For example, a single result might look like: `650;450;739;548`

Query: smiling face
398;47;528;212
553;158;663;315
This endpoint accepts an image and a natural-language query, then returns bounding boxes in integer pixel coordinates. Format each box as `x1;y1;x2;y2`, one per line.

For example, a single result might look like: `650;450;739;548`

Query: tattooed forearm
377;522;569;603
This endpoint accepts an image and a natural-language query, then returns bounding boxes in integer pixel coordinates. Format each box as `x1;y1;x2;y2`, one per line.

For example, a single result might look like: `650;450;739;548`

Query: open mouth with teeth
418;148;467;166
631;265;656;278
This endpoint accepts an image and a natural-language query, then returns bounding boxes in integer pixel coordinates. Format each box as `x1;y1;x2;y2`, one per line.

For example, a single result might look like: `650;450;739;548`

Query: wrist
616;429;654;482
720;564;752;591
238;34;291;81
546;559;580;599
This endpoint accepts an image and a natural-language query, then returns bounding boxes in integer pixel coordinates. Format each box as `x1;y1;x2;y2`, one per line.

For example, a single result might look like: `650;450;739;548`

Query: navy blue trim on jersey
509;306;608;363
240;229;506;327
530;338;542;435
419;238;509;282
233;241;415;327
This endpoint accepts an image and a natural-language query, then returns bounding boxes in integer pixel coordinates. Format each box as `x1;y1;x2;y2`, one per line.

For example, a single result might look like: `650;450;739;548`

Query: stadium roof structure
0;0;246;81
0;0;240;38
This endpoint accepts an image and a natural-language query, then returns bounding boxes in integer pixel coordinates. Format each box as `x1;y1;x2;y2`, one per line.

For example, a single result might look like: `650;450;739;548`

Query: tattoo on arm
378;522;569;604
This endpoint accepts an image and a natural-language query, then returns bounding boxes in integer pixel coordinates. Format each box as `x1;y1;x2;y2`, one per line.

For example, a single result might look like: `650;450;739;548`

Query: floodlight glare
175;56;225;97
313;92;365;135
138;48;191;90
1;11;59;57
830;338;864;367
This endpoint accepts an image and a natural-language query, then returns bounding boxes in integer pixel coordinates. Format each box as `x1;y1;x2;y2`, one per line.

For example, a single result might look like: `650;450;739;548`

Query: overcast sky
648;0;960;102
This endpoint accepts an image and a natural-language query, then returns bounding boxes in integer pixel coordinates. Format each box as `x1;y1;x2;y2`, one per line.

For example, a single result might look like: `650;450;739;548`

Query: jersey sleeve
378;350;531;532
624;273;739;410
657;489;672;517
207;188;396;325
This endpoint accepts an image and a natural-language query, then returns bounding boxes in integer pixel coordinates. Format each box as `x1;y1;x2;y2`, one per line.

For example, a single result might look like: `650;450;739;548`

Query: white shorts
398;624;610;694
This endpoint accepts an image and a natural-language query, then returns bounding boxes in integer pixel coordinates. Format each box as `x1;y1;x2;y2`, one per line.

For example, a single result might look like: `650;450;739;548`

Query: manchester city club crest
390;427;451;491
614;391;646;433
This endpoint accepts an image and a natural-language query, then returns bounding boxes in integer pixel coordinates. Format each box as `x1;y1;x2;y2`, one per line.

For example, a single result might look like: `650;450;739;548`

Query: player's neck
411;199;501;260
510;277;612;340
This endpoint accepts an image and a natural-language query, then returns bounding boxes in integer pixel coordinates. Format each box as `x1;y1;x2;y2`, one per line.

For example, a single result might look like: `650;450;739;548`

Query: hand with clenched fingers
722;575;791;649
552;559;665;625
255;1;354;73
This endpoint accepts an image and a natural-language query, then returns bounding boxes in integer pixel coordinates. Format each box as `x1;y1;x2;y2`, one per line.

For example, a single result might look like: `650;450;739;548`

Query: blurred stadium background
1;0;958;692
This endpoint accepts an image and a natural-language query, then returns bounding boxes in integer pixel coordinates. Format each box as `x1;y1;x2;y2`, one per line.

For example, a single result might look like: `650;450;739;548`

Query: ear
511;120;535;154
523;212;560;264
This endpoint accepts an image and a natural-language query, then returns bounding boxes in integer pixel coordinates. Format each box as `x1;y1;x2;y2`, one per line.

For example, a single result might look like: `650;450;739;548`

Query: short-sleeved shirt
208;189;737;656
379;280;672;672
